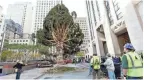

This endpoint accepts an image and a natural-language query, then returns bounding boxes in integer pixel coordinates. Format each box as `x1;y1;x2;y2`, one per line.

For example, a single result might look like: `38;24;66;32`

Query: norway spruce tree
37;4;84;60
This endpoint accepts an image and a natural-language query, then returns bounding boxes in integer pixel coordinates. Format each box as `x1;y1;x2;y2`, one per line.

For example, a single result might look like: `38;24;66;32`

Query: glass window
114;3;120;11
96;0;101;20
117;12;123;19
113;0;123;20
105;1;114;25
91;1;97;25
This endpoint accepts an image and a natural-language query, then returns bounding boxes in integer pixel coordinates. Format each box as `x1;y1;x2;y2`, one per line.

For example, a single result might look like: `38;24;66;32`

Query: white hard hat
19;61;23;64
16;60;20;63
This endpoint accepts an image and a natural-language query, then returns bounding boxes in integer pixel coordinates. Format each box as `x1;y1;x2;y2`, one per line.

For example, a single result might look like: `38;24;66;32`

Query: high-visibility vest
90;56;100;69
124;52;143;77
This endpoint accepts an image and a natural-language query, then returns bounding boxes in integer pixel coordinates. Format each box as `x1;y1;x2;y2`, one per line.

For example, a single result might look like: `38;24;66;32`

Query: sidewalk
0;68;47;79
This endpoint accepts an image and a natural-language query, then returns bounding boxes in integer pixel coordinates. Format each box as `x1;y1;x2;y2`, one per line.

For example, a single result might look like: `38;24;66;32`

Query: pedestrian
122;43;143;79
113;56;121;79
73;58;76;65
88;56;93;75
76;58;79;63
13;60;27;79
90;54;101;79
103;54;116;79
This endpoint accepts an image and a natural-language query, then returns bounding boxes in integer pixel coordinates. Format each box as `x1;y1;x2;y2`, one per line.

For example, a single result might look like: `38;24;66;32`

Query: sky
0;0;87;17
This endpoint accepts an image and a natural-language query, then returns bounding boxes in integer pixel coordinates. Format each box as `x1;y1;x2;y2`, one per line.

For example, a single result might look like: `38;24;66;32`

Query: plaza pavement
0;63;91;79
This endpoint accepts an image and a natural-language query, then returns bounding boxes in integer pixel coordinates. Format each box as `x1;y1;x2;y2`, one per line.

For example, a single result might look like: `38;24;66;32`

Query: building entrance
117;32;131;53
97;25;108;56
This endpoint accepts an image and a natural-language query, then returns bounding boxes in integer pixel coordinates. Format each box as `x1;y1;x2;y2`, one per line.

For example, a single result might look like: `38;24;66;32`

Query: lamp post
24;49;27;63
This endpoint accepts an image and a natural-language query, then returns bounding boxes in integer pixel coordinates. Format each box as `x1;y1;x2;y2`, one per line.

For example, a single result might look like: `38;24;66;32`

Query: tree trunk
57;48;63;60
56;48;64;64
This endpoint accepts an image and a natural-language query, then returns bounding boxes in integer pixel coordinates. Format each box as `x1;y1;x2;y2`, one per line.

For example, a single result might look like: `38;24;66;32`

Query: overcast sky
0;0;87;17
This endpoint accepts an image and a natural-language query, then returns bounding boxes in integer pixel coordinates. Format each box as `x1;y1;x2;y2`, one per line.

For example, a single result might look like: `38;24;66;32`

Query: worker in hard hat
122;43;143;79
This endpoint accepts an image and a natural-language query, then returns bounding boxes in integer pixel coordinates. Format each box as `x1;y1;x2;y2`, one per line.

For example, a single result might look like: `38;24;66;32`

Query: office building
0;5;4;37
0;5;3;25
6;2;33;34
8;38;33;45
74;17;90;52
33;0;62;33
0;5;4;52
85;0;143;58
0;5;3;38
4;19;22;39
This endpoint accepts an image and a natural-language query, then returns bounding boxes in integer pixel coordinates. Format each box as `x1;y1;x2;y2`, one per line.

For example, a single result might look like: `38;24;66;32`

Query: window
105;1;114;25
117;12;123;19
113;0;117;3
91;1;97;25
87;1;95;40
26;40;28;42
114;3;120;11
96;0;101;20
113;0;123;20
23;40;25;42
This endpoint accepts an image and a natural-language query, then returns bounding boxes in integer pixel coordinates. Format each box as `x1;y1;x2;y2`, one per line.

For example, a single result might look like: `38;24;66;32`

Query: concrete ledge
1;63;37;75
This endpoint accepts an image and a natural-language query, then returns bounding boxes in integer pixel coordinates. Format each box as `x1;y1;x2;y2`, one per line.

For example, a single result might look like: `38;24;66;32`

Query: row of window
86;1;96;40
37;1;60;5
105;1;114;26
113;0;123;20
36;8;52;12
83;40;90;43
96;0;101;21
12;43;28;45
78;23;86;24
36;11;49;13
10;40;29;42
35;15;46;18
77;21;86;23
34;28;42;31
35;20;43;25
91;1;97;25
80;26;88;31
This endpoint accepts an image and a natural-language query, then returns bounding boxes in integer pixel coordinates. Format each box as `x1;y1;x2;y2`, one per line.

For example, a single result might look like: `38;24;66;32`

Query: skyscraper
0;5;2;23
85;0;143;57
6;2;33;34
74;17;90;52
33;0;62;33
0;5;3;52
0;5;3;33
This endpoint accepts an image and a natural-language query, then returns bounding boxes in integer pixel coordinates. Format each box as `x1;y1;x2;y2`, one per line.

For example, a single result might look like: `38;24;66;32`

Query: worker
122;43;143;79
90;54;101;79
